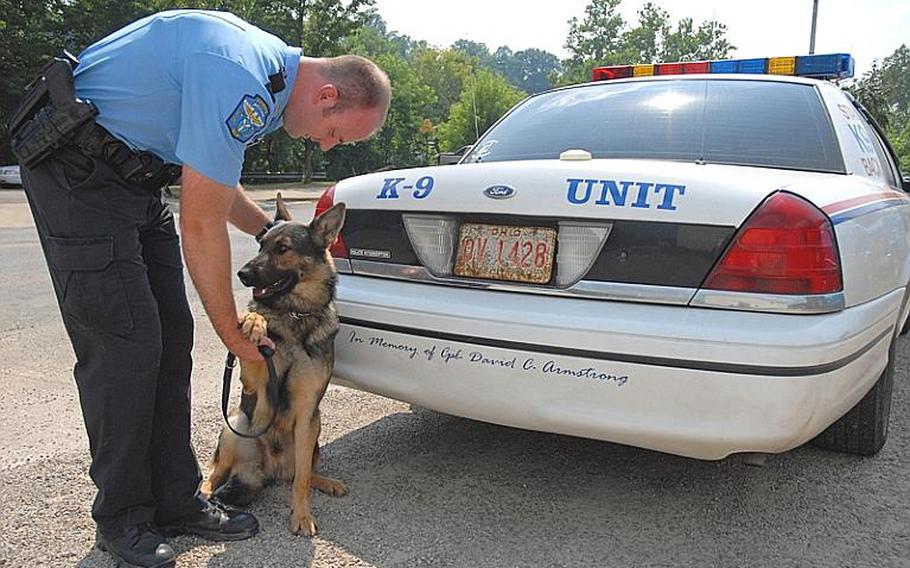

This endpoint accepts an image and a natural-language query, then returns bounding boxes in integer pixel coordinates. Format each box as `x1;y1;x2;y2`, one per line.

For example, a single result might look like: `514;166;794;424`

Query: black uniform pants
22;146;202;531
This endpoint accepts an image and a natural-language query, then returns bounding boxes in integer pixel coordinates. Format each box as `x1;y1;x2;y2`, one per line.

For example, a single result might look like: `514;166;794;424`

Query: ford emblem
483;185;516;199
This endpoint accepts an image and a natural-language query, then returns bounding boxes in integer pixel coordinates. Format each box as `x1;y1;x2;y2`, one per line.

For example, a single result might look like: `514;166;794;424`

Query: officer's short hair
323;55;390;118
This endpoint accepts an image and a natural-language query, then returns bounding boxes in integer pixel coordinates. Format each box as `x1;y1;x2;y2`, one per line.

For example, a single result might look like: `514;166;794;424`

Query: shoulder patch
226;94;271;143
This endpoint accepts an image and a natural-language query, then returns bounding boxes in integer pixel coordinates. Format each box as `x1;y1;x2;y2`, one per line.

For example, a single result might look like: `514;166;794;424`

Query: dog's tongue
253;287;267;299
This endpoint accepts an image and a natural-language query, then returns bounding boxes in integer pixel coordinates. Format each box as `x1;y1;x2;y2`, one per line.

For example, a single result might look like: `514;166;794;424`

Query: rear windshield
464;79;844;173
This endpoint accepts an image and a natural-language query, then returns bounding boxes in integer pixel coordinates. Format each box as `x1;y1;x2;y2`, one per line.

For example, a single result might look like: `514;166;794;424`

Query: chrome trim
349;260;695;305
351;261;437;282
689;289;846;314
334;258;353;274
348;260;848;313
564;280;695;304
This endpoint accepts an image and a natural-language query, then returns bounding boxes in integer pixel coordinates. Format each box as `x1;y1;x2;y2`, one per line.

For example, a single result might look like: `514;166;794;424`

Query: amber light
768;56;797;75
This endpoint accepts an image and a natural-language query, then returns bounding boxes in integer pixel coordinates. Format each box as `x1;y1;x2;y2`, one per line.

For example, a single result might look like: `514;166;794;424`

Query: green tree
452;41;561;94
326;25;436;178
849;45;910;172
660;16;733;62
850;60;892;129
1;0;66;164
413;47;476;123
558;0;734;85
892;120;910;173
451;39;492;63
438;68;525;151
564;0;626;68
617;2;666;63
500;48;562;94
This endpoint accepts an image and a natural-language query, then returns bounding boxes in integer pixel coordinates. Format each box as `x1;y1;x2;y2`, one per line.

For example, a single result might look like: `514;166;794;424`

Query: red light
681;61;710;74
592;65;633;81
703;192;841;295
314;185;348;258
655;62;684;75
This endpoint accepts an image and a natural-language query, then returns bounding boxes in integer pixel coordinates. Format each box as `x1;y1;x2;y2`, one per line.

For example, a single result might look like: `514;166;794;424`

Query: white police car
0;165;21;186
316;53;910;459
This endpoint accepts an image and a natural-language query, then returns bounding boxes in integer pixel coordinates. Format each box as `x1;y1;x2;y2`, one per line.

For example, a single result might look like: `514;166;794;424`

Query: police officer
14;9;390;568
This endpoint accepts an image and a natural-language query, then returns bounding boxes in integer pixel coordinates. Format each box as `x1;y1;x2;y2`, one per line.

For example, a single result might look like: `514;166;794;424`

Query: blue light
795;53;854;79
710;60;738;73
737;58;768;74
709;58;768;74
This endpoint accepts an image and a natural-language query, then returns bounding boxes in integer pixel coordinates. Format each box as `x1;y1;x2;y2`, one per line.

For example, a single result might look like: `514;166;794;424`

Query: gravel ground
1;190;908;568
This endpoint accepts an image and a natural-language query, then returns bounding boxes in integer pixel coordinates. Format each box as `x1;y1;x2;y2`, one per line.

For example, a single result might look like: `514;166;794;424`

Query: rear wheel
811;337;896;455
899;281;910;334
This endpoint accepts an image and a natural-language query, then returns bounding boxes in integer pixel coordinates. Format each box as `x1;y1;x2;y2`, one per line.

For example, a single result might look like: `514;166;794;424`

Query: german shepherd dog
201;195;347;536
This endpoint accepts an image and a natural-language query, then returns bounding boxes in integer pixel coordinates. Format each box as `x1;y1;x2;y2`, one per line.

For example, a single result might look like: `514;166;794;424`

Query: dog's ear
311;203;346;249
275;192;292;222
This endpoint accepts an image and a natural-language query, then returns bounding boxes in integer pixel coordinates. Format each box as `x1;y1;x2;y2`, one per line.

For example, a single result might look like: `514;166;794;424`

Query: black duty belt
73;122;182;192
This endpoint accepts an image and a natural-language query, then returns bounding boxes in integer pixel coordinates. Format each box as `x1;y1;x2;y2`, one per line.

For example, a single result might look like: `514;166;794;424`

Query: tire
900;282;910;335
811;337;896;456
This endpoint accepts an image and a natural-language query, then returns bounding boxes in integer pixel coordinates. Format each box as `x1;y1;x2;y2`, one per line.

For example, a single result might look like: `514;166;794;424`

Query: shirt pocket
46;235;134;335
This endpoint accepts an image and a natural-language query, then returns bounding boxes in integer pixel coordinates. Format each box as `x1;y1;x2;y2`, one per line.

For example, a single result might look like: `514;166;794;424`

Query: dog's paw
312;474;347;497
289;511;318;537
239;312;268;345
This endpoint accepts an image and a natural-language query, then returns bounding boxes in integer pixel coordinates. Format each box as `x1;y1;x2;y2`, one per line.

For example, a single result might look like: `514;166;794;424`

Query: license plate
454;223;557;284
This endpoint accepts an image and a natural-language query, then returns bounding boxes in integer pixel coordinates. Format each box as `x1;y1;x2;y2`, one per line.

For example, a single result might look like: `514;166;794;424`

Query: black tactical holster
8;51;98;169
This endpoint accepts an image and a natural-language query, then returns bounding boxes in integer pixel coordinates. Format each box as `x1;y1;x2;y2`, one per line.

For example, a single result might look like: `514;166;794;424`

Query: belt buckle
121;155;146;180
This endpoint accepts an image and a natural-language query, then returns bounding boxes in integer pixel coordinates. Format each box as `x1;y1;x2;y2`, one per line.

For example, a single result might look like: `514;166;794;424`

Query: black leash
221;345;282;439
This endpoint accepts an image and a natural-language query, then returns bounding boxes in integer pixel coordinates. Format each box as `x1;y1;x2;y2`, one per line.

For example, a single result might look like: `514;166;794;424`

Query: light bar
592;53;854;82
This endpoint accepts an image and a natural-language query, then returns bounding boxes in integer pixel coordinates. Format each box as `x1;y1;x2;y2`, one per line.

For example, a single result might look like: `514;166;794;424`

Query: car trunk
333;159;837;299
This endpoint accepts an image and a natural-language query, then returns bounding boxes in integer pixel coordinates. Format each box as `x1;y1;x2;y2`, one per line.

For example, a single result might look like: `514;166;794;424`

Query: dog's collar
289;311;316;320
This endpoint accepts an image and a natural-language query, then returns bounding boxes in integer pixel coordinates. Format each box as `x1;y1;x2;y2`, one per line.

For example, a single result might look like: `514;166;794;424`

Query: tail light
315;185;348;258
703;191;841;295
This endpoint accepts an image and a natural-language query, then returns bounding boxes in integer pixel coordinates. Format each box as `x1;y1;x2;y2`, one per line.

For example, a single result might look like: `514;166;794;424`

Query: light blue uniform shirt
74;10;301;187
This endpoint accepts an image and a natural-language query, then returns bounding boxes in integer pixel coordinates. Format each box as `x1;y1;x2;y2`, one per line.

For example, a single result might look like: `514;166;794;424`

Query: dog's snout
237;265;254;286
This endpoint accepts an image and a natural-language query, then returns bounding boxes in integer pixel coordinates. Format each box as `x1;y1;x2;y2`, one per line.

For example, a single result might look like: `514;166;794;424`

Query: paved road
0;187;908;568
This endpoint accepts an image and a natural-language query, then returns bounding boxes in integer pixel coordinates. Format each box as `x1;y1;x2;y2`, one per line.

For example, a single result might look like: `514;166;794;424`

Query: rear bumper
333;276;900;460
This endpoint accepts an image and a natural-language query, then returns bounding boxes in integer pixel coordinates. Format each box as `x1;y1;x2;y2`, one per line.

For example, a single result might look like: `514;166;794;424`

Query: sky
373;0;910;78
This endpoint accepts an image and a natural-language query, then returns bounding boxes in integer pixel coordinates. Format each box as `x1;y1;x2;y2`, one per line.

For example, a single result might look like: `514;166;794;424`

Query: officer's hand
224;327;274;362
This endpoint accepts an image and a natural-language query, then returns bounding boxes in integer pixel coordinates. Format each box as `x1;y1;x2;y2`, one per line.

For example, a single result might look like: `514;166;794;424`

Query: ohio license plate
454;223;557;284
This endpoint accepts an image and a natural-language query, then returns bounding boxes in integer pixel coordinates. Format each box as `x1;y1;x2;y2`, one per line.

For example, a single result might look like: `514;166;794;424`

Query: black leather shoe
95;523;176;568
159;499;259;541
